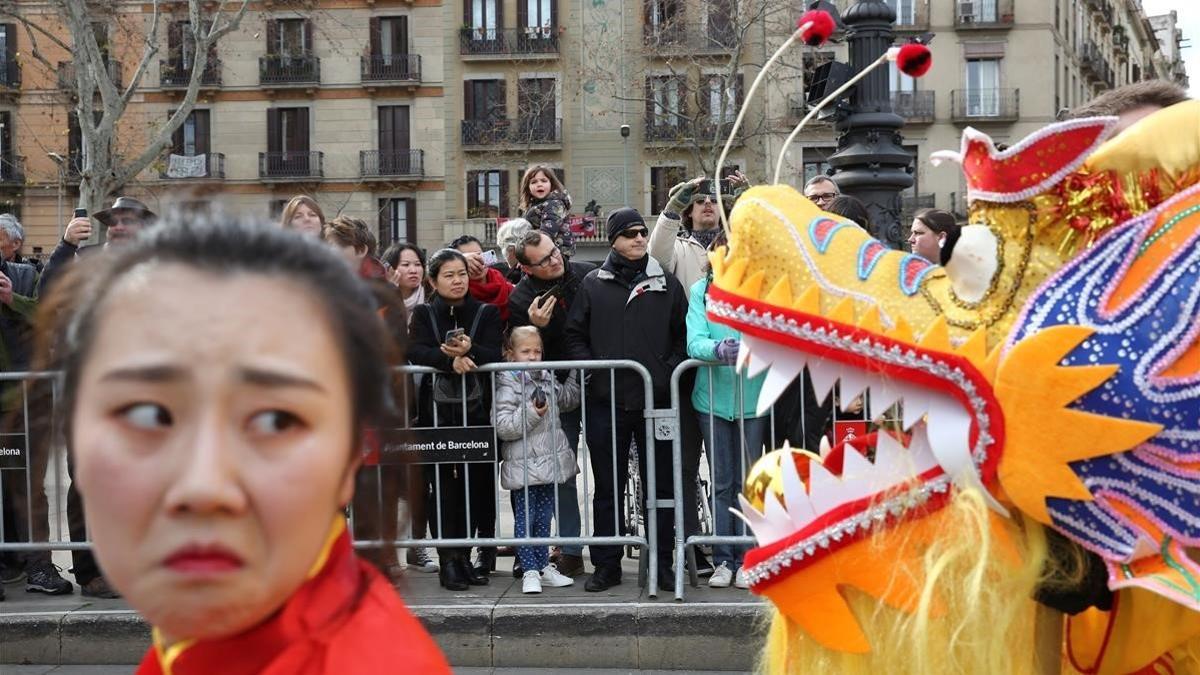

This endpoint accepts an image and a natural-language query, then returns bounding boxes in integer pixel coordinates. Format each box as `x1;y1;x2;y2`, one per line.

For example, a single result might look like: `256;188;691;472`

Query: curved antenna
714;22;811;233
772;51;896;186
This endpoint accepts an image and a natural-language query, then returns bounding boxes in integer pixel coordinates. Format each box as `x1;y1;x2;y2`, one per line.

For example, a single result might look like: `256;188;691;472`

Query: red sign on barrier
832;421;868;448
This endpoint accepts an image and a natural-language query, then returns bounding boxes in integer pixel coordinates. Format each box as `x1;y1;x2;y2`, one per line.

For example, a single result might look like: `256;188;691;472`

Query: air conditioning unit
958;1;975;22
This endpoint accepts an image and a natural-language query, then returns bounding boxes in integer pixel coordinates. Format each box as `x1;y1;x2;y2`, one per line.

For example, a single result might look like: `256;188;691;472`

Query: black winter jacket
408;294;504;426
564;253;687;410
508;260;595;362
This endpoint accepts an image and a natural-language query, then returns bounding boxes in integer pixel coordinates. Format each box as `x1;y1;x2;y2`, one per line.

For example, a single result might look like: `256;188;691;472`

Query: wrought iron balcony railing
459;27;559;57
950;88;1020;122
159;57;222;88
0;59;20;90
361;54;421;83
259;55;320;86
258;151;324;179
57;60;122;91
643;21;736;53
0;157;24;185
360;149;424;178
954;0;1015;29
461;118;562;147
892;90;935;123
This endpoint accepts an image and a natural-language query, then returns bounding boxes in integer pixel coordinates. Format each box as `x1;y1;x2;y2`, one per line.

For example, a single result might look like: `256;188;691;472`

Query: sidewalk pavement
0;556;767;671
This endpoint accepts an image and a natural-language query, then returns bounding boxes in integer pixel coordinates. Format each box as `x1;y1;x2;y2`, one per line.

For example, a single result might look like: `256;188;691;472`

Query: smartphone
699;179;733;196
444;328;465;344
73;208;88;218
531;388;548;408
538;281;566;307
482;250;499;266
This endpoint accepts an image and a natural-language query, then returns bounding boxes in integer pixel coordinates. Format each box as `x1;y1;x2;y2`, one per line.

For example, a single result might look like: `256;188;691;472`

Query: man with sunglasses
651;172;747;291
565;207;688;592
507;231;596;578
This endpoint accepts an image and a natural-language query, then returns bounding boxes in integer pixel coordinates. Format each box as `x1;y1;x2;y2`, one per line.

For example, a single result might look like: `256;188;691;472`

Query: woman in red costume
35;214;451;674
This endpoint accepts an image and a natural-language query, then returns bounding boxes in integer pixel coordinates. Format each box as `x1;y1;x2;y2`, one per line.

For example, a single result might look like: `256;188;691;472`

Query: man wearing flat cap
38;196;157;296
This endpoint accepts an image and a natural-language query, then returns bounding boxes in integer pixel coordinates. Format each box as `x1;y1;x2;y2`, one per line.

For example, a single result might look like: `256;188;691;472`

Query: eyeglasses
806;192;839;203
618;228;649;239
530;247;562;268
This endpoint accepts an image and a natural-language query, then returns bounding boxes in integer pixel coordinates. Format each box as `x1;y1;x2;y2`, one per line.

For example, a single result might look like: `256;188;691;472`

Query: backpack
425;305;486;406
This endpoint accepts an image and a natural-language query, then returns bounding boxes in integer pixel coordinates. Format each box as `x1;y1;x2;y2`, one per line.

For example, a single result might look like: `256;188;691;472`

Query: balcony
1085;0;1113;26
258;151;324;180
258;55;320;87
783;93;836;129
461;118;562;149
443;219;498;246
0;59;20;91
459;27;559;58
950;88;1019;123
57;60;122;91
160;152;225;180
1113;27;1129;58
891;2;931;31
643;21;736;54
892;90;935;123
0;157;24;186
361;54;421;85
954;0;1014;29
1082;42;1115;88
901;193;935;219
359;149;424;179
159;58;222;88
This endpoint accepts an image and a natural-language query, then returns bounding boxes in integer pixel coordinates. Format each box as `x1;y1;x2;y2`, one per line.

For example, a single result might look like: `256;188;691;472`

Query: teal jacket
685;277;766;420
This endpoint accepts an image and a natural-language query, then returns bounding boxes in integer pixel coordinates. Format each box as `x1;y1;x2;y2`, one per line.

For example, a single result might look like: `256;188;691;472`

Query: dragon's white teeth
818;435;832;457
868;380;902;422
781;448;816;528
737;493;791;545
757;357;806;417
808;359;840;401
806;460;842;516
839;368;870;412
901;386;931;430
735;339;752;372
925;394;1008;515
740;335;793;379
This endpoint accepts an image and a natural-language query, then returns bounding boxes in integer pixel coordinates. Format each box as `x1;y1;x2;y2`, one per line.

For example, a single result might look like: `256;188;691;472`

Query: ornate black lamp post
825;0;914;249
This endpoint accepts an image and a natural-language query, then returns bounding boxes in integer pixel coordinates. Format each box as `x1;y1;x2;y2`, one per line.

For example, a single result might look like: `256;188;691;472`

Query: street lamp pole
825;0;913;249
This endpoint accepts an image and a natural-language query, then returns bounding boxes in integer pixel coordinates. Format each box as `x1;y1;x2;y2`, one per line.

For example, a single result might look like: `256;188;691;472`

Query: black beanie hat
606;207;645;243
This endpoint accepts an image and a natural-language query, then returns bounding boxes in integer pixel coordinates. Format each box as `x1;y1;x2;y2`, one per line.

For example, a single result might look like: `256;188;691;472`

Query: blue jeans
512;484;556;572
699;413;767;570
556;407;583;557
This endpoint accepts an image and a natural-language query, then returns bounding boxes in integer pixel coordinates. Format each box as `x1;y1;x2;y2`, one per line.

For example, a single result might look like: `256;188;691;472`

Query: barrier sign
0;443;25;469
372;426;496;465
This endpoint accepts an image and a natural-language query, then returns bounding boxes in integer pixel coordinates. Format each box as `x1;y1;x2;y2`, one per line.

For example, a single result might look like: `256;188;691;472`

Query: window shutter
496;78;507;118
195;110;211;155
369;17;381;55
377;198;388;246
266;18;279;55
0;112;11;164
170;109;183;154
466;171;479;215
518;0;528;29
296;108;310;152
266;108;281;154
405;198;417;243
499;170;510;217
464;80;475;119
397;17;409;54
397;106;410;151
168;21;183;58
303;19;314;55
645;78;654;122
735;73;745;105
463;0;471;27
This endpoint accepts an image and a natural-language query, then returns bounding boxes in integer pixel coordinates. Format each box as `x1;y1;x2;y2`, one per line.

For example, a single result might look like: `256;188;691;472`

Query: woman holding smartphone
407;249;504;591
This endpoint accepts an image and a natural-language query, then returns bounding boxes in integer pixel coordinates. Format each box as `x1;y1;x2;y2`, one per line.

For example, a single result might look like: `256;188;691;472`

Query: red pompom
896;43;932;77
797;10;835;47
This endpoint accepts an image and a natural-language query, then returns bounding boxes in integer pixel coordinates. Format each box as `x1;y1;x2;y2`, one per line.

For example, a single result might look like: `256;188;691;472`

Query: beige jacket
649;211;710;290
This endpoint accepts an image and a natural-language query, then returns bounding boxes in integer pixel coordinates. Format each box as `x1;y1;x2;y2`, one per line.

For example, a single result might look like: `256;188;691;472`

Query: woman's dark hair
426;247;468;282
446;234;482;251
381;242;426;270
913;208;961;265
825;195;872;232
35;214;396;452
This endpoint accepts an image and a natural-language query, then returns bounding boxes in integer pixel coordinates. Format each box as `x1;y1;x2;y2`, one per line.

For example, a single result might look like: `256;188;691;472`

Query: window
466;0;500;35
646;76;684;128
268;18;311;58
889;67;916;94
265;107;311;175
172;109;211;156
975;0;998;23
650;166;687;214
802;148;835;187
467;169;508;218
378;106;411;172
644;0;681;30
965;58;1000;116
706;0;735;46
0;24;15;79
701;73;743;124
370;17;409;60
518;77;556;136
886;0;916;25
0;111;12;180
520;0;554;32
379;198;417;247
465;79;505;121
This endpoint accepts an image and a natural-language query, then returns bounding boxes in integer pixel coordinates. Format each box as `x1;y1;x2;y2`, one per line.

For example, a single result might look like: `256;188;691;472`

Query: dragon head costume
714;102;1200;673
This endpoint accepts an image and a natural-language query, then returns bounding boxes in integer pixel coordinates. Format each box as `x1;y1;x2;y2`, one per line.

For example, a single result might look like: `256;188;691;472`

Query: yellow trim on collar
152;626;196;675
306;516;347;580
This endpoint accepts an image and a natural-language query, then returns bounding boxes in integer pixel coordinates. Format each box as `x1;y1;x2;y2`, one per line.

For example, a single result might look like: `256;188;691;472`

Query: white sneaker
709;562;733;588
522;569;542;594
734;567;749;589
540;563;575;588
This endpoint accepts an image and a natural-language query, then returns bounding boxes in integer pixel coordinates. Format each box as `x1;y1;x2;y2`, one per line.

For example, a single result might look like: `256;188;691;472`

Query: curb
1;603;765;670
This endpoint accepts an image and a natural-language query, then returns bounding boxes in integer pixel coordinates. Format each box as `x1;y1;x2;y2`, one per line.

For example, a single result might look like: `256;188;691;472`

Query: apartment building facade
2;0;447;254
1149;10;1189;89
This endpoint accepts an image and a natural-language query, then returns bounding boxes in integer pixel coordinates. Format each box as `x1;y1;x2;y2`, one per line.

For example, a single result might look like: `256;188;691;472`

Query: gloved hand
666;176;703;214
714;337;740;364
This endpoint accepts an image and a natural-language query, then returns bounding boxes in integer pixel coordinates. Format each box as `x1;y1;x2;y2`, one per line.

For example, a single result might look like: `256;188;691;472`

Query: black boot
473;547;497;577
438;551;468;591
460;555;489;586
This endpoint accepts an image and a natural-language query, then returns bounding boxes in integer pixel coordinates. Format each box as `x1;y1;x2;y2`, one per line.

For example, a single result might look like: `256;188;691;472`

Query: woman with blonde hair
279;195;325;237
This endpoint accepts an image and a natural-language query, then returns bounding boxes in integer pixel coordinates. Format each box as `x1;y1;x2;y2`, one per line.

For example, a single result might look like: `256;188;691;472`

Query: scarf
689;227;721;251
468;266;513;323
608;252;650;288
402;285;426;328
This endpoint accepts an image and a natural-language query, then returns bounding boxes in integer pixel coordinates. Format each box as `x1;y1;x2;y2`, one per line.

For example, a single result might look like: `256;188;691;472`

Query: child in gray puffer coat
493;326;581;593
